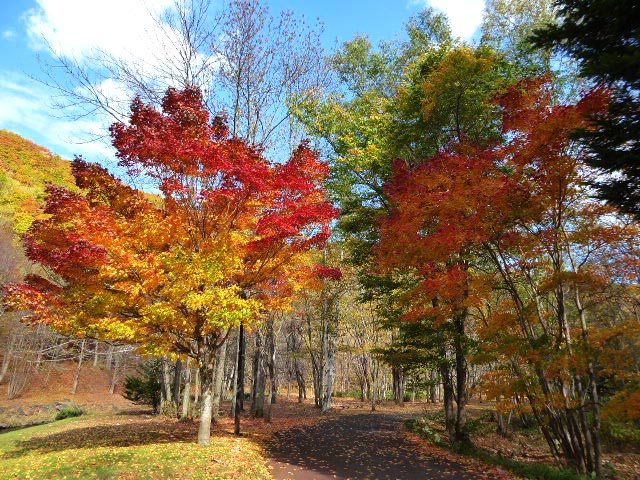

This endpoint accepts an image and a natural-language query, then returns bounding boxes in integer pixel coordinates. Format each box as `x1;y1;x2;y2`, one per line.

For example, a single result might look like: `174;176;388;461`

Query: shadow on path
265;412;477;480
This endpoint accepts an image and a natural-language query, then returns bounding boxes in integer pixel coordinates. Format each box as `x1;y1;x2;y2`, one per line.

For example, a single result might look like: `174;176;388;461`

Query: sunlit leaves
4;87;337;363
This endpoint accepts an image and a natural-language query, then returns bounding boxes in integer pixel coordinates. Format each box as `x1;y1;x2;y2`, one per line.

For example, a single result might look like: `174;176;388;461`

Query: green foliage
601;418;640;445
481;0;556;75
294;12;519;343
123;359;162;413
463;414;497;435
454;443;592;480
334;390;366;399
405;418;443;445
55;406;84;421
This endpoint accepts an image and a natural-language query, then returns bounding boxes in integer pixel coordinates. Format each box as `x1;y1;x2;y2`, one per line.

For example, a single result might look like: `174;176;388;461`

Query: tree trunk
0;334;16;384
321;300;338;413
197;355;216;446
370;360;378;411
212;339;227;422
295;361;306;403
160;358;176;417
234;322;245;435
429;369;438;403
231;329;239;417
266;317;277;404
264;378;273;423
109;352;121;394
453;312;469;443
440;359;456;442
173;359;182;415
192;367;201;418
392;365;404;406
93;340;99;367
181;360;192;420
106;344;114;370
71;339;86;395
251;329;266;418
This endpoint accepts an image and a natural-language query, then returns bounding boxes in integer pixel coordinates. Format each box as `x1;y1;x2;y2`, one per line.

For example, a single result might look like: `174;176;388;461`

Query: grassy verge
452;442;591;480
0;413;270;480
406;418;591;480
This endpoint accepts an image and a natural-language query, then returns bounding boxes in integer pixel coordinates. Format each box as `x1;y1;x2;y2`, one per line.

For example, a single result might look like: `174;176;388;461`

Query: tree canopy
533;0;640;216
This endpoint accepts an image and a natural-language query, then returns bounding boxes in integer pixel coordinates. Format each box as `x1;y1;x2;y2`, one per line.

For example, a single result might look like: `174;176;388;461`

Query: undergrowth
406;417;593;480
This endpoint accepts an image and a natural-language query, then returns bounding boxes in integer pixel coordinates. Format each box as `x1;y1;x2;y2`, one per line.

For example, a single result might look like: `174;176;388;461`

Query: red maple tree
4;87;338;444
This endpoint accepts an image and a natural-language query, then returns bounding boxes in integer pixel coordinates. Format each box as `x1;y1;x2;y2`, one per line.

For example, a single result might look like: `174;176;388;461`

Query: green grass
0;414;270;480
452;443;591;480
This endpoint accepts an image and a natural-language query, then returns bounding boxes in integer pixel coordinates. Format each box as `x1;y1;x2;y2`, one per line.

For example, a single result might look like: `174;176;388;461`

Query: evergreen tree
124;359;162;413
532;0;640;216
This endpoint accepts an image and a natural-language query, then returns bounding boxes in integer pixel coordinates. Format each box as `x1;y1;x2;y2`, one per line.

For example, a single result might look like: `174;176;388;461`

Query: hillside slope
0;130;76;233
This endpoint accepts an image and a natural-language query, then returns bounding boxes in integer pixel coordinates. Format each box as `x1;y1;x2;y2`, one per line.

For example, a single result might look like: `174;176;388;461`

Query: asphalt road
265;412;477;480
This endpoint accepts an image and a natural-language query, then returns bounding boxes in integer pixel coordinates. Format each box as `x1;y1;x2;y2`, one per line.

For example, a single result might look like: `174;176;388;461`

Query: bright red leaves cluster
314;265;343;281
4;87;339;345
110;88;337;289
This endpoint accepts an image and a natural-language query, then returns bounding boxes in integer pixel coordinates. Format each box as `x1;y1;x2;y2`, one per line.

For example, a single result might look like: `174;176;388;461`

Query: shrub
55;406;83;420
601;418;640;445
123;359;162;413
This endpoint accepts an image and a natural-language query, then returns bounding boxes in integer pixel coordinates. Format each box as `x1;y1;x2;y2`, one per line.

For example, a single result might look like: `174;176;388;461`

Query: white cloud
0;72;115;160
2;30;16;40
412;0;486;40
15;0;216;168
24;0;215;113
25;0;175;64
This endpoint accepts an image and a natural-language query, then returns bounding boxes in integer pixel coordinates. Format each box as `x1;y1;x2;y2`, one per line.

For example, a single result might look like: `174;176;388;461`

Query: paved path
264;412;477;480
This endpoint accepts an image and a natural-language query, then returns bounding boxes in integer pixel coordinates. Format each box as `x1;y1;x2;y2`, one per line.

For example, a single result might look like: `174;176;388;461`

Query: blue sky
0;0;486;163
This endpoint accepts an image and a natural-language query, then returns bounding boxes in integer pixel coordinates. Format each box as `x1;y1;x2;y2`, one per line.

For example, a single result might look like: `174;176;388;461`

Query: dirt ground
0;361;135;427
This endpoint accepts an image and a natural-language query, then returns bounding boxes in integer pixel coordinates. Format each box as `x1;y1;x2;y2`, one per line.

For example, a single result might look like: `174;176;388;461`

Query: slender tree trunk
234;322;245;435
160;358;176;416
93;340;99;367
173;359;182;415
231;329;239;417
0;334;16;384
371;360;378;411
453;312;469;442
192;367;201;418
311;355;322;407
429;369;438;403
440;359;456;442
266;318;277;404
322;300;337;413
181;359;192;420
109;352;121;394
71;339;86;395
106;344;114;370
251;329;266;418
294;360;306;403
392;365;404;406
264;378;273;423
212;340;227;422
